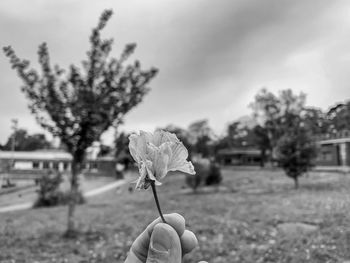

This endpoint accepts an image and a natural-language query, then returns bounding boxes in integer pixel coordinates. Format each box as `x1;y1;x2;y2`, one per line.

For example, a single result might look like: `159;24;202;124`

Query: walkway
0;179;126;213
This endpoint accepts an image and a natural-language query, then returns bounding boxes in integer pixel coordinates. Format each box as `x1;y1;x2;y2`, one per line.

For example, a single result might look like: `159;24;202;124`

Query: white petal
146;144;169;181
151;130;179;147
173;160;196;175
140;130;154;144
164;142;196;175
128;133;147;163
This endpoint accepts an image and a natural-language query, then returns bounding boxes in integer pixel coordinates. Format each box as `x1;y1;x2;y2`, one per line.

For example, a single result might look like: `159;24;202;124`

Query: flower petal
146;143;169;181
129;130;194;189
164;142;196;175
151;130;179;147
128;133;148;163
140;130;154;144
143;160;162;186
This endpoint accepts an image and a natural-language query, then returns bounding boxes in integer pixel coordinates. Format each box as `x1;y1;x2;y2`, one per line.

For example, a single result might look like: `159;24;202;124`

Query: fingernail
151;223;172;253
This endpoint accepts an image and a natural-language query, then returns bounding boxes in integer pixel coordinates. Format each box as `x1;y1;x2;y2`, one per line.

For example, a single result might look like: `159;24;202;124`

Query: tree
188;119;214;158
97;144;112;157
303;107;330;135
3;10;157;236
327;101;350;133
114;131;133;169
2;129;51;151
252;125;270;167
225;121;241;147
276;112;317;189
214;121;257;157
250;89;282;163
250;88;307;164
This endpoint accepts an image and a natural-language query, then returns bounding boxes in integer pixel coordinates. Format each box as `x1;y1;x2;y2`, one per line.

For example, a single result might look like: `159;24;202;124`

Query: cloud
0;0;350;143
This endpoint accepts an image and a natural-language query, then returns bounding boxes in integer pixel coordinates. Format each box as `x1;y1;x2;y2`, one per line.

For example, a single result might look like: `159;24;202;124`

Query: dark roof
217;148;260;156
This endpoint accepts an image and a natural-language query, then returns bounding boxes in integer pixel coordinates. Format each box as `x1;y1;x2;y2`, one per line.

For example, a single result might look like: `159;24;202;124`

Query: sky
1;0;350;145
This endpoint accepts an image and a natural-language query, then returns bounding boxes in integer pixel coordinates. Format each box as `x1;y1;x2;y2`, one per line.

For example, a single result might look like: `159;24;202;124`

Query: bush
34;170;85;208
205;162;222;186
185;173;202;192
185;159;209;192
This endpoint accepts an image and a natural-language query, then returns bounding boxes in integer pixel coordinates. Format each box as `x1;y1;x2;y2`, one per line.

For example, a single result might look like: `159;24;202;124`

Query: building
0;150;116;180
315;133;350;167
217;147;262;166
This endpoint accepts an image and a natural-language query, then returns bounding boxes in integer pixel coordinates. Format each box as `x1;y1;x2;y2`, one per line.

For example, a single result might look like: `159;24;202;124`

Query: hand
124;213;207;263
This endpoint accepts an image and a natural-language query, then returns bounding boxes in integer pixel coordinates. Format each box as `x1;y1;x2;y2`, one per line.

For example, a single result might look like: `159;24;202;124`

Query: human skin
124;213;208;263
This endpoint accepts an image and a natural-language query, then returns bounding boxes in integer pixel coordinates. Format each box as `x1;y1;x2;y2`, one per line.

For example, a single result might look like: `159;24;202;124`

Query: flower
129;130;196;189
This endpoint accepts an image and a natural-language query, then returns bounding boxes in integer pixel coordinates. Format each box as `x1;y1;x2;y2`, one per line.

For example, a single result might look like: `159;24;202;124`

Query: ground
0;176;117;208
1;167;350;263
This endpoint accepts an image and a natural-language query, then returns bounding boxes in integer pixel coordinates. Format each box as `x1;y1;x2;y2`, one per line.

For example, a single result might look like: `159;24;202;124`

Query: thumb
146;223;182;263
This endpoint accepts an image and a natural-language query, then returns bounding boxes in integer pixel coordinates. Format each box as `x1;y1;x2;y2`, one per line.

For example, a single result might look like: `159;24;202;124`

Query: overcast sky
1;0;350;144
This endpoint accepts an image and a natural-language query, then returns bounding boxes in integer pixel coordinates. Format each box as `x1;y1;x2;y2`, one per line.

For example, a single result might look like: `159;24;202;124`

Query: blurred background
2;1;350;262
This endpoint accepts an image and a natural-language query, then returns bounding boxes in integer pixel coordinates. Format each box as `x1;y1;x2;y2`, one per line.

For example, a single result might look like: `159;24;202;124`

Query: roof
0;150;115;162
217;148;260;156
315;132;350;144
318;137;350;145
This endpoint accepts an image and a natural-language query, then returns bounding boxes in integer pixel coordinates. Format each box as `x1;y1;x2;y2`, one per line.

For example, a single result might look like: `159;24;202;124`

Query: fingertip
130;213;186;262
151;223;177;252
163;213;186;236
180;230;198;255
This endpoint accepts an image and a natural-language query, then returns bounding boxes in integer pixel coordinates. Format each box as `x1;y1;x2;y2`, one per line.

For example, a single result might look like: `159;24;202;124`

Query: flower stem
150;181;167;223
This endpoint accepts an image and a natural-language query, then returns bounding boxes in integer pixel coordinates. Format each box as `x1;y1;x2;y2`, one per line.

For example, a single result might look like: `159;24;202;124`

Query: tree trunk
260;148;266;167
293;177;299;189
65;159;80;238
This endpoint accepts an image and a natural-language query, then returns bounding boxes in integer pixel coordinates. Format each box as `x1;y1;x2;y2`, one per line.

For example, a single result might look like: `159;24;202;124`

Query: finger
180;230;198;255
127;213;185;262
146;213;186;237
146;223;182;263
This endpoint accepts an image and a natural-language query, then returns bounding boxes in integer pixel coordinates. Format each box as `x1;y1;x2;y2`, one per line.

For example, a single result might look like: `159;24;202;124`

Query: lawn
1;167;350;262
0;176;117;208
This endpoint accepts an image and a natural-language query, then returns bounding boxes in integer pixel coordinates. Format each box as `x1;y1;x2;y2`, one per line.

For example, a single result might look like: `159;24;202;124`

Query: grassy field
1;167;350;262
0;176;116;208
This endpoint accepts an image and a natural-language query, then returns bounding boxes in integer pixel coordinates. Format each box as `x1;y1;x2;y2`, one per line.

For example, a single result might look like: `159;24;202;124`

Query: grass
1;167;350;262
0;176;116;207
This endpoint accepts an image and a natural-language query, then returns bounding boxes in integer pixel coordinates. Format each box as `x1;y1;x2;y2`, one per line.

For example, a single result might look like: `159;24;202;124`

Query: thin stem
150;181;167;223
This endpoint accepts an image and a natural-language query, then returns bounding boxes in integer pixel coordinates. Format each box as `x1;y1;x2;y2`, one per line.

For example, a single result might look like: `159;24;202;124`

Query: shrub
34;170;85;208
185;173;202;192
185;159;209;192
205;162;222;186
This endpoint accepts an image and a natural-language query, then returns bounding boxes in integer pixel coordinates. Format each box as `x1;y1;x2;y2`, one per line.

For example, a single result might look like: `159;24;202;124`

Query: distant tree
327;101;350;133
3;10;157;236
3;129;51;151
188;119;212;136
250;89;282;163
226;121;241;147
250;88;307;164
276;112;317;189
252;125;270;167
188;119;214;158
98;144;112;157
303;107;330;135
114;131;133;169
214;121;254;156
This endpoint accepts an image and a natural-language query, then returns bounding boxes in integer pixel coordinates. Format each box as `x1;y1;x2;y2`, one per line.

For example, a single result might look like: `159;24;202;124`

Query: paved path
0;179;126;213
